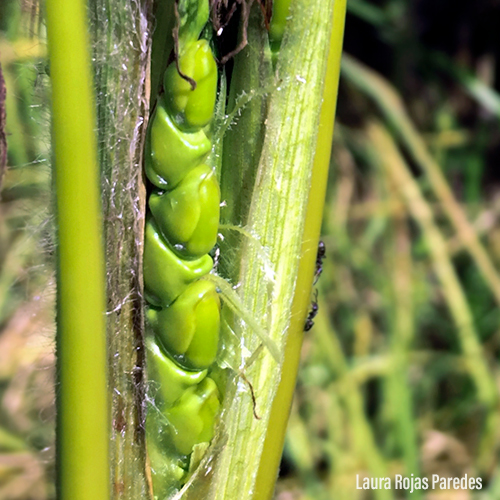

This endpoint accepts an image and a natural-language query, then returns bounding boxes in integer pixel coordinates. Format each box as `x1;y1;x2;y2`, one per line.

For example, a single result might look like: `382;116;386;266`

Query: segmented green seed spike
144;0;221;495
144;1;299;495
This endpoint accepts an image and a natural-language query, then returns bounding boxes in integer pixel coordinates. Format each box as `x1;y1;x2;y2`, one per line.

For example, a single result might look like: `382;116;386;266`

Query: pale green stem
46;2;109;499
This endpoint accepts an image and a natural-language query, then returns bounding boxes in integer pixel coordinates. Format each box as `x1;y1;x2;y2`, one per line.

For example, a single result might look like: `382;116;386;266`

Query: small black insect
313;240;326;285
304;290;319;332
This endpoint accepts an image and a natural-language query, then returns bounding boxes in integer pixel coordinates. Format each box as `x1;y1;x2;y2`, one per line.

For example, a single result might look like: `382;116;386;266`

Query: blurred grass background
2;0;500;499
0;1;54;499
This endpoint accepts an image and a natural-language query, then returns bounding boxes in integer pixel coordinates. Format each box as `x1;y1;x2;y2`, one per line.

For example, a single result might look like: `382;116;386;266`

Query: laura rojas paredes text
356;474;482;493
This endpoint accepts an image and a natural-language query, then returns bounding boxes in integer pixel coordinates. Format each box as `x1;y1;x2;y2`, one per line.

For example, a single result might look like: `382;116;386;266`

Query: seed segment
143;1;221;495
164;39;218;131
149;164;220;258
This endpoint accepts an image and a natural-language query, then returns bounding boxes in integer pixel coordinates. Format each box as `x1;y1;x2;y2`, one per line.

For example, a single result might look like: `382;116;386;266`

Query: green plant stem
45;1;109;499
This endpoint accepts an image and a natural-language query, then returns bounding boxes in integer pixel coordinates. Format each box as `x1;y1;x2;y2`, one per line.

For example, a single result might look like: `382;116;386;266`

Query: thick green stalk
45;2;109;500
